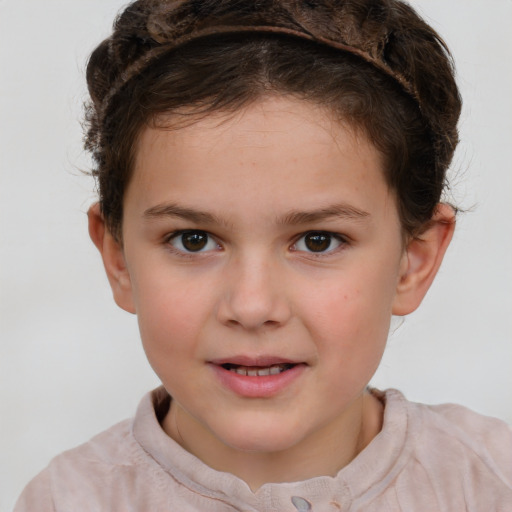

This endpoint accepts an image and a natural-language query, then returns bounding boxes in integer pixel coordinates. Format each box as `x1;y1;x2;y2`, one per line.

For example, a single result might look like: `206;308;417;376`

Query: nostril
223;315;284;331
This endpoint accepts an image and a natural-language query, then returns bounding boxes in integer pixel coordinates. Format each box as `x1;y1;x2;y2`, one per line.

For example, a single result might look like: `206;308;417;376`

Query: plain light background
1;1;511;509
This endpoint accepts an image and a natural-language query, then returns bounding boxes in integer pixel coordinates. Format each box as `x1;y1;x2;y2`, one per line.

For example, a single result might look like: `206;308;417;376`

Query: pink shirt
15;387;512;511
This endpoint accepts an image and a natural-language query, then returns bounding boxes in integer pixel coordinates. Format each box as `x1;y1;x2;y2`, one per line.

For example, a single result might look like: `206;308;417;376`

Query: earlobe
392;203;455;316
87;203;136;314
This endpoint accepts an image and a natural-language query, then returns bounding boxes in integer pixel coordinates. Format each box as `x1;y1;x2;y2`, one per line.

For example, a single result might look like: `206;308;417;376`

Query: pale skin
89;96;454;491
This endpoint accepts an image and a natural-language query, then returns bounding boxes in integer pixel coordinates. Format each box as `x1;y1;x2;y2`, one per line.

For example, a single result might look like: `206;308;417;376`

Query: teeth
229;364;291;376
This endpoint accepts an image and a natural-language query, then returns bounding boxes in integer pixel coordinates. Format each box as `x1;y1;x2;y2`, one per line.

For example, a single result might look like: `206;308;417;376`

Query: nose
216;254;292;331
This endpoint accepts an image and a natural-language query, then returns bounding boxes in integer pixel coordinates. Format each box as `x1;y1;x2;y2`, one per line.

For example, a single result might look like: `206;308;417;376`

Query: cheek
133;271;213;362
312;283;391;400
296;264;398;383
300;267;396;340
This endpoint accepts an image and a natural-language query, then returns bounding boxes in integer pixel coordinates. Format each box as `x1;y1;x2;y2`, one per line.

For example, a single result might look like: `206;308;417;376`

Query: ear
392;203;455;316
88;203;136;314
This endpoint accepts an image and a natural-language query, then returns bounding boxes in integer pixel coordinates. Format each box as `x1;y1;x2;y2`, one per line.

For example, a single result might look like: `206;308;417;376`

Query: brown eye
293;231;344;254
305;232;331;252
182;232;208;251
169;230;217;253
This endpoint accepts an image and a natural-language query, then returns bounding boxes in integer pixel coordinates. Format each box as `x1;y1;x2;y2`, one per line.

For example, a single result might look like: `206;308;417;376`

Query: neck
163;391;383;491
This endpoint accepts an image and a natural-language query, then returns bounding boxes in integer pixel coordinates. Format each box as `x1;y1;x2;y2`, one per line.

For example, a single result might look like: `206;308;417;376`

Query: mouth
209;357;306;397
220;363;296;377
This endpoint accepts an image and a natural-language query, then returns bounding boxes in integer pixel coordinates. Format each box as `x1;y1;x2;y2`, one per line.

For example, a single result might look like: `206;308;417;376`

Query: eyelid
290;231;349;255
166;229;222;254
163;229;348;257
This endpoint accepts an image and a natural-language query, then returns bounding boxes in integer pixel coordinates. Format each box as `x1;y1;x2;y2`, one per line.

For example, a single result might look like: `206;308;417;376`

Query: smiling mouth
221;363;295;376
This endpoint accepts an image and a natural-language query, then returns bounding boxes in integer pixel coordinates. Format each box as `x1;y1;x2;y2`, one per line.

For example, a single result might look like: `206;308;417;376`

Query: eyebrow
278;204;370;225
143;203;227;226
143;202;370;227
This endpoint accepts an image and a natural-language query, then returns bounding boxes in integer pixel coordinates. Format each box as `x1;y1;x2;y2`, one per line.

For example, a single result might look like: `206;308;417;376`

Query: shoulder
14;389;185;512
47;417;140;474
14;465;55;512
14;418;154;512
425;399;512;457
382;389;512;505
407;395;512;476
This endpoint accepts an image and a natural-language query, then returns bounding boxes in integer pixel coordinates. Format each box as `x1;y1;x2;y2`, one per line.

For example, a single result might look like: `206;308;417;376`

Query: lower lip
209;364;306;398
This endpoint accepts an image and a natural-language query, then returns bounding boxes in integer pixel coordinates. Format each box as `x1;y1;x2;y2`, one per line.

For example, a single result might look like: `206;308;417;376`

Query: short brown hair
85;0;461;240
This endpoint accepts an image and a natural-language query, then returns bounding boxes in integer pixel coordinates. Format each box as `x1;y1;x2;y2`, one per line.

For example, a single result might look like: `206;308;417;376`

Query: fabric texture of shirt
14;387;512;511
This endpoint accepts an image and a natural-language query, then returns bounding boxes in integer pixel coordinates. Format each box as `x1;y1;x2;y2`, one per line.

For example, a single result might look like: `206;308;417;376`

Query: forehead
127;96;394;220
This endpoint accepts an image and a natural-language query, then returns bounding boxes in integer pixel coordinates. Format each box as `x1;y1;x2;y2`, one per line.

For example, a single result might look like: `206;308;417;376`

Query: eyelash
291;231;348;256
165;230;221;255
164;230;349;256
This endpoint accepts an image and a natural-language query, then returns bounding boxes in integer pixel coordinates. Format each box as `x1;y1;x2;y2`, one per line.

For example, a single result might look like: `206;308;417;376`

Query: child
14;0;512;510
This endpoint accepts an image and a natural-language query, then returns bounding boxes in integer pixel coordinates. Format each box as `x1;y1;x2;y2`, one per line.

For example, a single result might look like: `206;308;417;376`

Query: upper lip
209;355;303;367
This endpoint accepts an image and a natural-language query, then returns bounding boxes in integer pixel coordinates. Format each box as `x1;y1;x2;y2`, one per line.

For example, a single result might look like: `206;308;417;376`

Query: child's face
117;96;409;454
